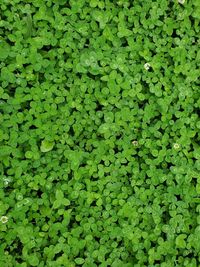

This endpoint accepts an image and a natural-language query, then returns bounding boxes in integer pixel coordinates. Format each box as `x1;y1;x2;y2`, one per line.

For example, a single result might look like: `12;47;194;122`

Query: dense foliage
0;0;200;266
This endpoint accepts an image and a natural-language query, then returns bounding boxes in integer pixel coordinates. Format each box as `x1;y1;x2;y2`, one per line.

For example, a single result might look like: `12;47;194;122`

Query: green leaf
56;189;64;201
53;199;61;209
63;198;70;206
40;140;54;153
25;151;33;159
175;234;187;248
74;258;85;265
0;40;10;60
28;254;39;266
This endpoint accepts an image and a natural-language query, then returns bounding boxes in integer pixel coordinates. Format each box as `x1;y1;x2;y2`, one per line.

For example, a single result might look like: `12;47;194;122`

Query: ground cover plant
0;0;200;266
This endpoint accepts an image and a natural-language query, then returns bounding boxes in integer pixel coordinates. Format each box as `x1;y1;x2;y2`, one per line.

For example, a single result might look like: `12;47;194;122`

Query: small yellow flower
178;0;185;4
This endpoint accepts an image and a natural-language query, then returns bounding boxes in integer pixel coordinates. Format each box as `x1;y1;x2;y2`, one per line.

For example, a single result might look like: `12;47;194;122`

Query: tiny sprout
0;216;8;224
173;143;180;149
144;63;151;70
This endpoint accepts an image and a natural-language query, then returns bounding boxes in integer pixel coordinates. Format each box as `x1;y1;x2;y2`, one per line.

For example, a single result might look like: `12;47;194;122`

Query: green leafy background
0;0;200;266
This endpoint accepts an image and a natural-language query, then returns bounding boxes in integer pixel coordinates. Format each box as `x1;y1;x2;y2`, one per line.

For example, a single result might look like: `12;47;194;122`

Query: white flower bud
132;140;138;146
0;216;8;224
173;143;180;149
144;63;151;70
